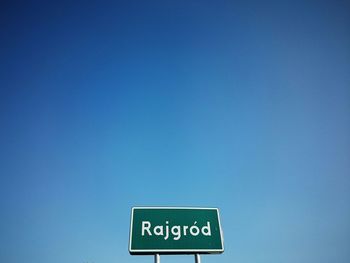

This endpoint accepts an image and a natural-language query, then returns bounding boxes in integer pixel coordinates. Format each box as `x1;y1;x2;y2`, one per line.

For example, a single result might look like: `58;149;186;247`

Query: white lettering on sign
142;221;152;236
141;221;211;241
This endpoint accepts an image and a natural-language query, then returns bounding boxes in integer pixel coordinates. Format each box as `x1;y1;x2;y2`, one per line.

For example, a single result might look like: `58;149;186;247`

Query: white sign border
129;206;225;254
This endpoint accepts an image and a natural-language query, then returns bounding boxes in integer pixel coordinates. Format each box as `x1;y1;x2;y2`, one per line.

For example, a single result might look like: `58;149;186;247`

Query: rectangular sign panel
129;207;224;254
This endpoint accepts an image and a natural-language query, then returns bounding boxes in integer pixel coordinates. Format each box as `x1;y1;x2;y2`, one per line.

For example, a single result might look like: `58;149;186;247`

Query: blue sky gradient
1;1;350;263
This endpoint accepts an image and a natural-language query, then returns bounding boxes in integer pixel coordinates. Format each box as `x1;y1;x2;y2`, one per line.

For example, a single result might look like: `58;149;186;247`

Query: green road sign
129;207;224;255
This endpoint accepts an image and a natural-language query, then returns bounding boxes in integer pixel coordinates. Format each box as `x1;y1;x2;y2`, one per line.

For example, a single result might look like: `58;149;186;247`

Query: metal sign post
154;253;201;263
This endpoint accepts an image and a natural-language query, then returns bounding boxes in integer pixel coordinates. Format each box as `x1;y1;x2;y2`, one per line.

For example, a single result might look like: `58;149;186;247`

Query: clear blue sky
1;1;349;263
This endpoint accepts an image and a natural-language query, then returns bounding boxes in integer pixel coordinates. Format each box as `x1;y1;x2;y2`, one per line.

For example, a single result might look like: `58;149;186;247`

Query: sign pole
154;254;160;263
195;254;201;263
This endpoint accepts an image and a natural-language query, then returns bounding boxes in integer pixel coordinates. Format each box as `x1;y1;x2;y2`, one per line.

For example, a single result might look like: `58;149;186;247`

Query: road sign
129;207;224;255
